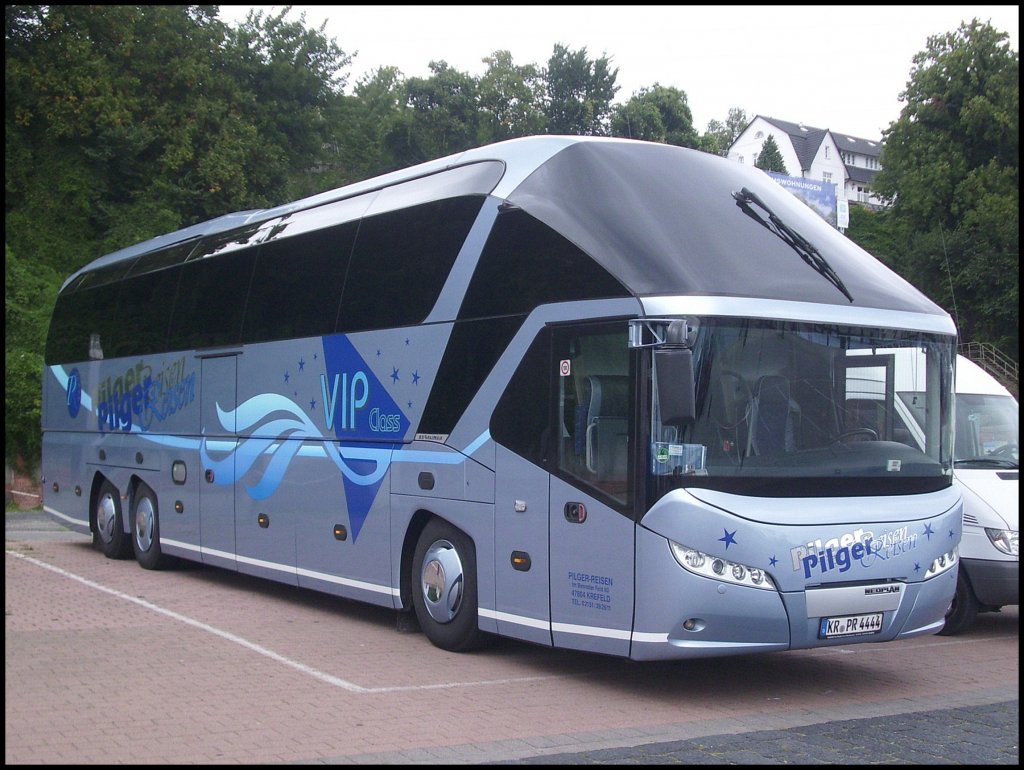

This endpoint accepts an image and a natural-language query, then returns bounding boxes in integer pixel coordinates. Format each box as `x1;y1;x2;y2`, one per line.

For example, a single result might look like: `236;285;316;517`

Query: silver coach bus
42;136;961;660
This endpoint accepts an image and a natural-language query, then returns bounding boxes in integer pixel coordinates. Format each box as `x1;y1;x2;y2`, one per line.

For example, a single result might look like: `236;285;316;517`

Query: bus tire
411;519;486;652
131;485;168;570
94;479;132;559
939;567;979;636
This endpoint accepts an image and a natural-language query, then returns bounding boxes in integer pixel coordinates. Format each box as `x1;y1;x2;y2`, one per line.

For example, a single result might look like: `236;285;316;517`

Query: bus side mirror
655;347;695;427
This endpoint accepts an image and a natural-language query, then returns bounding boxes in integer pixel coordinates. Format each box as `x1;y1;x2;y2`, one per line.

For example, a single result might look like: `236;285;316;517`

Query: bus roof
65;136;952;324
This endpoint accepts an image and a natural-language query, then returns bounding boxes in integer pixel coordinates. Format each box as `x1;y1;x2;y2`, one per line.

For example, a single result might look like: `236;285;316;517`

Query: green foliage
385;60;482;166
610;84;698;147
328;66;408;181
755;134;788;174
844;206;900;269
543;44;619;135
5;245;57;467
873;19;1018;359
5;348;43;470
5;244;59;351
477;50;547;142
699;108;748;156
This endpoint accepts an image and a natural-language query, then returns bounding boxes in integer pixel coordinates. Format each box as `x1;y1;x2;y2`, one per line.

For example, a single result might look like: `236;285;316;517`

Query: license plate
819;612;883;639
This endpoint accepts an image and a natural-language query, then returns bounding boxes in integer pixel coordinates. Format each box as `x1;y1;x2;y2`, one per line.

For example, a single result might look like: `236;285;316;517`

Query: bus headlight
924;548;958;578
668;540;777;590
985;528;1018;557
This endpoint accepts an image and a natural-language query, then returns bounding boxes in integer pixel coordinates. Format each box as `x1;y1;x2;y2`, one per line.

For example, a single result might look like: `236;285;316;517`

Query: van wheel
411;519;486;652
132;486;168;570
939;567;979;635
94;479;131;559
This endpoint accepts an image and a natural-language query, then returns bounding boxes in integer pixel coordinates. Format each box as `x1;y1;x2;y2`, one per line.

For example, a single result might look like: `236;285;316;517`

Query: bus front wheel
132;485;168;570
411;519;486;652
94;479;132;559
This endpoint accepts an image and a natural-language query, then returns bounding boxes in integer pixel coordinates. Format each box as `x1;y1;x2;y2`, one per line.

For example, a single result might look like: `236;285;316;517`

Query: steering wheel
832;428;878;445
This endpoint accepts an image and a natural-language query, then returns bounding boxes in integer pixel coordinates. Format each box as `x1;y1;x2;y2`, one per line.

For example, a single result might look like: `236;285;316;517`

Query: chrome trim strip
640;295;956;335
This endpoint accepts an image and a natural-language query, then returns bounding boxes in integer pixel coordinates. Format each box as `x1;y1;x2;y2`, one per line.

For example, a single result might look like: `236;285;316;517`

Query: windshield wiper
955;457;1019;469
733;187;854;303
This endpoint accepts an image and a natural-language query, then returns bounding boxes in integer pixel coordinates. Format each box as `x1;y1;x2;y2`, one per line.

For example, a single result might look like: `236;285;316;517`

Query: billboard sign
767;172;838;228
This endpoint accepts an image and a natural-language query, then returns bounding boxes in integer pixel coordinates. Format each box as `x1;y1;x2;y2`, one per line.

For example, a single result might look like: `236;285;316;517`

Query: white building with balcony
728;115;886;209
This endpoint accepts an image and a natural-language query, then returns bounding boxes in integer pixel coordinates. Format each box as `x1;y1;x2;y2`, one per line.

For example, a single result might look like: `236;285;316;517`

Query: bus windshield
647;317;955;499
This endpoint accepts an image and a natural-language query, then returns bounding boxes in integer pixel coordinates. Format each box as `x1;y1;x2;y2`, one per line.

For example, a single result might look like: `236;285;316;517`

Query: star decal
769;555;778;567
719;529;737;549
390;367;400;384
923;522;934;540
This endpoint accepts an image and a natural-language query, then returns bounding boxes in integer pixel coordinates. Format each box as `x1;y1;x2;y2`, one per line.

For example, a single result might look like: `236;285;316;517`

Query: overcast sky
217;5;1019;141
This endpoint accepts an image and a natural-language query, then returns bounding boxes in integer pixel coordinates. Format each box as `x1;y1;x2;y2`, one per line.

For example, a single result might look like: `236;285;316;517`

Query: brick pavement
5;510;1019;764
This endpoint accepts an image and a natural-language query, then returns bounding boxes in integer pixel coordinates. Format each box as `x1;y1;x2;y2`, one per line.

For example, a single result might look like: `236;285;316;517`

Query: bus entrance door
199;354;237;570
548;478;635;657
547;326;636;657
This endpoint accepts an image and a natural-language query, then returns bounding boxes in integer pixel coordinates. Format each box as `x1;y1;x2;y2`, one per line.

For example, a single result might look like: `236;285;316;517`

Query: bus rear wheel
132;485;168;570
94;479;132;559
411;519;486;652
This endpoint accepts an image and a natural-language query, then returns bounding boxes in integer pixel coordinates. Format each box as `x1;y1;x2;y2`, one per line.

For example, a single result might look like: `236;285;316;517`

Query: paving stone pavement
7;510;1018;765
487;700;1019;764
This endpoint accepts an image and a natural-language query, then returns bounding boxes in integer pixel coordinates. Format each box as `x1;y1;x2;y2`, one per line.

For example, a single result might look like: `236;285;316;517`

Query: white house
728;116;886;209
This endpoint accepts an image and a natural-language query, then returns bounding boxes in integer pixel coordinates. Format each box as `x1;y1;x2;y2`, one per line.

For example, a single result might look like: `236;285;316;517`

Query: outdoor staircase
959;341;1019;398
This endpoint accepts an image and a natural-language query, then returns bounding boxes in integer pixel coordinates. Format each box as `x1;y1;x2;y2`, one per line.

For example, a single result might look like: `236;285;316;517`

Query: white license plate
819;612;883;638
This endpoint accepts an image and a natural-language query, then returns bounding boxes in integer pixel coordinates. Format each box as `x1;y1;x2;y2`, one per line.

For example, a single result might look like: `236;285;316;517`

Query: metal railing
958;341;1019;397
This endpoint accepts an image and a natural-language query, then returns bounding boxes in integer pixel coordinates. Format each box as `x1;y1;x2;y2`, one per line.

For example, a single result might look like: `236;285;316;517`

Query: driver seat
748;375;800;455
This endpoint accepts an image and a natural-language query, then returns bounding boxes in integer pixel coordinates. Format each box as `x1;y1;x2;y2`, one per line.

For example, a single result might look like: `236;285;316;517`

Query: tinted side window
337;196;485;332
459;209;630;320
44;262;131;365
490;330;551;466
108;268;181;358
243;221;357;343
167;248;256;351
418;316;525;437
108;243;194;358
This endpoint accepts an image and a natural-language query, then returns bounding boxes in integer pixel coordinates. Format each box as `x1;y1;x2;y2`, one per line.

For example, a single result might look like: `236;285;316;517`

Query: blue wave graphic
200;394;390;502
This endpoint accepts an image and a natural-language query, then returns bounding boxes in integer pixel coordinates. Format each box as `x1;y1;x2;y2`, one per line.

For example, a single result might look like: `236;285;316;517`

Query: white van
842;352;1017;633
939;355;1019;634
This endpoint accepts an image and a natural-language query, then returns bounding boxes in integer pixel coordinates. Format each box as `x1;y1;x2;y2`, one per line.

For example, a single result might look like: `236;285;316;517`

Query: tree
220;7;353;201
384;60;481;167
872;19;1018;358
543;44;619;135
699;107;748;156
4;244;60;469
609;84;698;147
329;66;409;180
4;5;355;467
477;50;547;143
755;134;788;173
